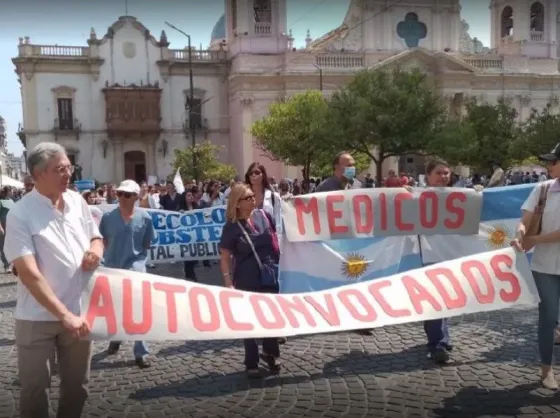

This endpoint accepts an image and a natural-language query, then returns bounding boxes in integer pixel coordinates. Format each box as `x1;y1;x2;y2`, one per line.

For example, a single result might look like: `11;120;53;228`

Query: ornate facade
12;0;560;182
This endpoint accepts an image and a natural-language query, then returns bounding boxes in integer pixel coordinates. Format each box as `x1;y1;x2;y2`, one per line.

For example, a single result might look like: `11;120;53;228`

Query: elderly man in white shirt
5;142;103;418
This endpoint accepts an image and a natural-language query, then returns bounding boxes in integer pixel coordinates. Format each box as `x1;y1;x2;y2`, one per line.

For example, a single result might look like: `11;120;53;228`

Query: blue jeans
532;270;560;365
424;319;450;353
110;341;150;360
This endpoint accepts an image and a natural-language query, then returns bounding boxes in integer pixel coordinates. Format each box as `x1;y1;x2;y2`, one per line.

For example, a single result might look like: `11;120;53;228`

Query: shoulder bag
237;212;279;288
523;183;551;251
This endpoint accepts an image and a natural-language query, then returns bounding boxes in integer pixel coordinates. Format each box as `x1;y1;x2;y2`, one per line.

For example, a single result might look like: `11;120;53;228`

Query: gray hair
27;142;67;178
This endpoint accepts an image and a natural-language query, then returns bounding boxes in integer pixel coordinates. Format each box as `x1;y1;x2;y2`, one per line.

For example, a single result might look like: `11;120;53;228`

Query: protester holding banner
511;143;560;389
5;142;103;418
219;184;281;378
99;179;155;369
160;181;182;212
418;159;455;364
180;187;201;282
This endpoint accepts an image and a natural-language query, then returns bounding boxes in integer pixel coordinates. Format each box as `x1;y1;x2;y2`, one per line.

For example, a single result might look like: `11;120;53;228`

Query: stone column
548;0;557;58
240;96;254;171
113;140;124;183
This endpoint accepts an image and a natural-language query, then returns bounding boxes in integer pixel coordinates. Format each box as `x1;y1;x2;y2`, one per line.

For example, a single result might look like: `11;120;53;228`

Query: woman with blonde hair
219;184;281;378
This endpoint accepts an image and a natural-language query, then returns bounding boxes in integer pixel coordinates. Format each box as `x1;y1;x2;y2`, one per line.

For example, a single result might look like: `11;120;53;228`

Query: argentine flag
280;184;537;294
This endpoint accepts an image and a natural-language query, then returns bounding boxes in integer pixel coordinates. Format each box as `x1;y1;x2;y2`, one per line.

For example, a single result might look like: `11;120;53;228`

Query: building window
57;98;74;130
530;2;544;32
501;6;514;37
186;97;203;129
254;0;271;23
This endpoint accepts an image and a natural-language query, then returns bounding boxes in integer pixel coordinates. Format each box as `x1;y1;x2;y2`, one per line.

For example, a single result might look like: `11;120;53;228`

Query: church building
12;0;560;182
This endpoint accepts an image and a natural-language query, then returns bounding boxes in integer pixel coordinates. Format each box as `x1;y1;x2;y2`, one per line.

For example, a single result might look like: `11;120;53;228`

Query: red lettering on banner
368;280;411;317
395;193;414;231
352;195;373;234
425;268;467;310
326;195;348;234
338;289;377;322
490;254;521;302
294;197;320;235
189;287;220;331
276;295;317;328
219;290;254;331
85;275;117;334
379;193;388;231
402;275;442;314
461;261;495;304
303;294;341;326
419;191;438;229
249;295;286;330
444;192;466;229
153;283;186;333
122;279;152;335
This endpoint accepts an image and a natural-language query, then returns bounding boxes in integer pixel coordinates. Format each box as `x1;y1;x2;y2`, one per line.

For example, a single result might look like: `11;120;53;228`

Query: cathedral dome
211;14;226;40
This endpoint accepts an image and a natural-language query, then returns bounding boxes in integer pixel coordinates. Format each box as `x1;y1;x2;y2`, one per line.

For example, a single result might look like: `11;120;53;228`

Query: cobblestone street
0;264;559;417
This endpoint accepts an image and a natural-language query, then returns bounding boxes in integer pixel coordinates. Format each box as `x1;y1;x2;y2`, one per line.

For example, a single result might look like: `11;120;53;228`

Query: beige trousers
15;320;92;418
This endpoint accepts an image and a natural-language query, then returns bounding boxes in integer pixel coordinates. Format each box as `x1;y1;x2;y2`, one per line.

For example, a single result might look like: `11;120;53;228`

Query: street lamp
165;21;198;180
312;62;323;92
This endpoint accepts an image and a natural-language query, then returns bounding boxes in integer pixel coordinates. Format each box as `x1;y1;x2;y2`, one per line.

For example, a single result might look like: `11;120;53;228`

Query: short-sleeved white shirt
521;180;560;275
4;189;102;321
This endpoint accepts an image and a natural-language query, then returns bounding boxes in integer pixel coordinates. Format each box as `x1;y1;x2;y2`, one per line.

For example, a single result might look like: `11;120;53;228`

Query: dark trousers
238;286;280;369
0;233;8;268
183;261;198;282
423;318;450;353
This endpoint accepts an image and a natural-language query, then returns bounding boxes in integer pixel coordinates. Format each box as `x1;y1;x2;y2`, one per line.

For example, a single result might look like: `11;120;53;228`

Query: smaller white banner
82;248;538;341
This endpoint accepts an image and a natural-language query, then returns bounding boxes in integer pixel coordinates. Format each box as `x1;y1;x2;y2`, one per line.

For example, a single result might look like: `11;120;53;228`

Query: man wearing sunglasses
98;180;155;368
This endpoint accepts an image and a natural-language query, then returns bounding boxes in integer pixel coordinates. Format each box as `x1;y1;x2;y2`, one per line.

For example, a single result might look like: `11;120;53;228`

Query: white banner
281;187;483;242
82;248;538;341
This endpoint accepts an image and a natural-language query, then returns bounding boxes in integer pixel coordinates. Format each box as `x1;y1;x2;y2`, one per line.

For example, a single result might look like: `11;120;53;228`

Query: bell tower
225;0;288;57
490;0;556;58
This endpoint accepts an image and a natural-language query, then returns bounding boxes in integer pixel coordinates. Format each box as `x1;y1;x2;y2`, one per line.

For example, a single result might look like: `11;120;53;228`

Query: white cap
116;179;140;194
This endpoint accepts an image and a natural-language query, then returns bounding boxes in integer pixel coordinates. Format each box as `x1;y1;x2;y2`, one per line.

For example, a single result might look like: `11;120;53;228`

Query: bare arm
12;255;71;320
533;230;560;244
220;249;233;288
515;210;534;240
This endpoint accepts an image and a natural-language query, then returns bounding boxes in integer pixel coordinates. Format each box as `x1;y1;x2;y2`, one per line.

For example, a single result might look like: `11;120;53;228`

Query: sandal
260;353;281;374
246;368;262;378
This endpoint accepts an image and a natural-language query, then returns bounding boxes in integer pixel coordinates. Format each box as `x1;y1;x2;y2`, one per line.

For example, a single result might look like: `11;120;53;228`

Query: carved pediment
371;48;479;74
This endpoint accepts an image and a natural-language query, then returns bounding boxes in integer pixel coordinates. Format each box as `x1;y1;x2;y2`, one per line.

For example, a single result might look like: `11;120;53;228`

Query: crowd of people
0;140;559;417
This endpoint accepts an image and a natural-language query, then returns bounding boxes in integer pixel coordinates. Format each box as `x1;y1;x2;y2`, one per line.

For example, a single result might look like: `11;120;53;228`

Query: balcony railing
463;58;503;71
254;22;272;36
316;54;364;68
33;45;88;57
170;49;226;61
531;31;544;41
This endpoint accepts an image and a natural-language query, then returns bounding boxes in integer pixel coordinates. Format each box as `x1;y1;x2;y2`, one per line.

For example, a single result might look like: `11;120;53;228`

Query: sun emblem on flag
341;253;369;280
485;224;511;250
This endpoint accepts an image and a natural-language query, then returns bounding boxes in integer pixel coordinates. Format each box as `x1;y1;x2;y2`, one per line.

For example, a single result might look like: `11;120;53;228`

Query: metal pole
313;63;323;91
165;22;197;181
187;36;197;181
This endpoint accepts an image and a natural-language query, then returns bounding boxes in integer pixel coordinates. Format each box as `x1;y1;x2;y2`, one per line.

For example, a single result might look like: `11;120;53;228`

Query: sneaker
135;358;151;369
429;349;450;364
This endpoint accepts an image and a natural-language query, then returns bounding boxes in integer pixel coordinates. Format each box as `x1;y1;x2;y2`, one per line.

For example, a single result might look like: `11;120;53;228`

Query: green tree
518;104;560;161
429;98;523;173
172;141;237;183
327;68;449;182
251;90;334;182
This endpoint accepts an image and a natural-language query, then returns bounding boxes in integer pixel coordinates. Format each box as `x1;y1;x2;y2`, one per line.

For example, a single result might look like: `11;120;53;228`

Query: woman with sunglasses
245;162;281;236
219;184;281;378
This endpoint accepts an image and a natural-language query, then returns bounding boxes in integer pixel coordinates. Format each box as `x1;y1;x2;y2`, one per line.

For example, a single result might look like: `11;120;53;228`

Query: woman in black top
180;188;200;281
219;184;281;378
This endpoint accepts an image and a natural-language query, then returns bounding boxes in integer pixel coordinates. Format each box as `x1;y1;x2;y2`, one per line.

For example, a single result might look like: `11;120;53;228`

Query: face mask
343;166;356;180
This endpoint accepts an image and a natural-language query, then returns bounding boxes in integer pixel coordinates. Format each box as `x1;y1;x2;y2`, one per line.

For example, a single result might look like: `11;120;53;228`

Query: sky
0;0;491;156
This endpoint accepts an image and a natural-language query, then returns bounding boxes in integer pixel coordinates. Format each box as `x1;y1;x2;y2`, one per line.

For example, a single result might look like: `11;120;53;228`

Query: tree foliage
172;141;237;183
327;68;449;181
251;90;335;181
518;104;560;161
428;98;523;173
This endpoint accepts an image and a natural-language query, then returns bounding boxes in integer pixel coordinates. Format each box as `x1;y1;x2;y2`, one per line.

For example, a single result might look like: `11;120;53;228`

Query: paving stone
0;265;552;417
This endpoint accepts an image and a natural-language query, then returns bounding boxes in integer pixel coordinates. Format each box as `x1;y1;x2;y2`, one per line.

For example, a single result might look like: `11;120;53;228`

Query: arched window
530;2;544;32
501;6;514;38
253;0;271;23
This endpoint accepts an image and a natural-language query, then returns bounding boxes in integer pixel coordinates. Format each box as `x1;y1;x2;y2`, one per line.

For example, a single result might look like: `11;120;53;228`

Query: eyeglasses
54;165;75;175
240;194;255;201
117;191;137;199
249;170;262;176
